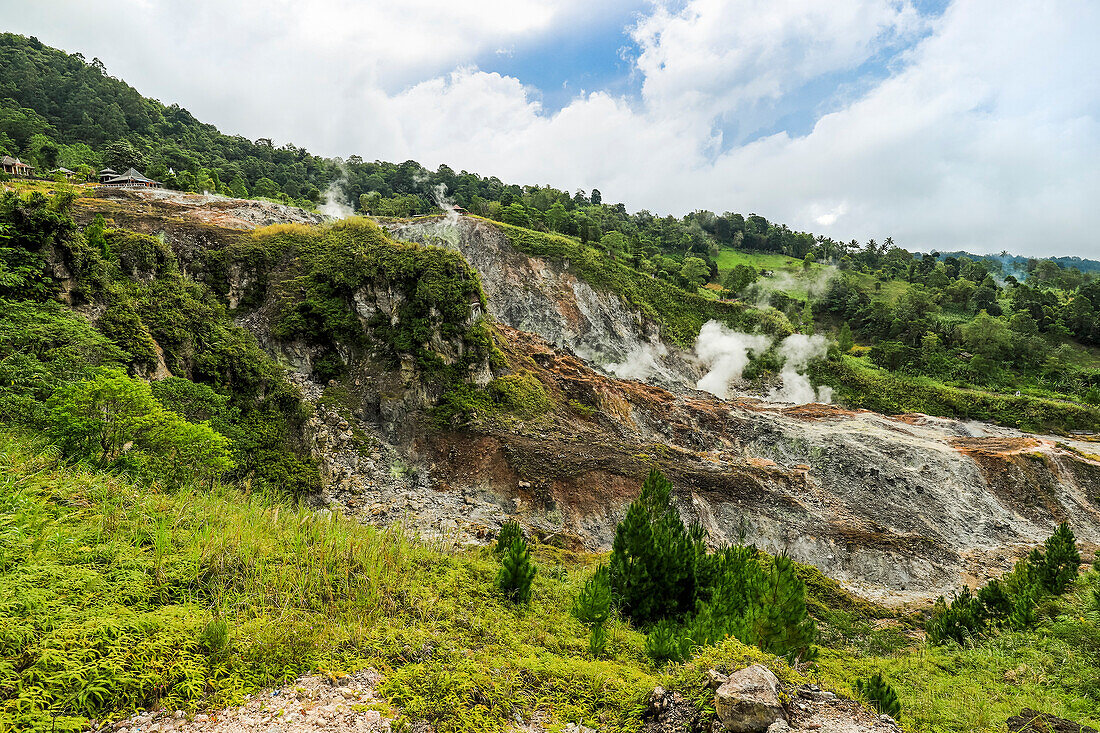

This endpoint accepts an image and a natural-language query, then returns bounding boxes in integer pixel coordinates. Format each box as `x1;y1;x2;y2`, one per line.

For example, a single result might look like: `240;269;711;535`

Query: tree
837;323;854;353
546;201;569;233
679;257;709;288
609;468;701;624
253;177;282;199
496;520;524;554
1035;522;1081;595
501;202;531;228
598;231;627;259
101;139;147;172
46;367;160;465
573;564;612;625
45;367;234;484
855;673;901;718
747;554;816;662
961;310;1011;359
590;188;602;206
723;264;758;294
497;535;536;603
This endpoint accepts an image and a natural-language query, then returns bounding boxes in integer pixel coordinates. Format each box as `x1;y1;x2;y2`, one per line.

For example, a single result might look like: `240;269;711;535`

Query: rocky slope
388;216;702;390
73;192;1100;604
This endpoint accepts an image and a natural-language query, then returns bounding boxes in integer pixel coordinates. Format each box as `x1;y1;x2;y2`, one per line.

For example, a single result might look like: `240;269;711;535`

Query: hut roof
106;167;158;184
99;167;119;174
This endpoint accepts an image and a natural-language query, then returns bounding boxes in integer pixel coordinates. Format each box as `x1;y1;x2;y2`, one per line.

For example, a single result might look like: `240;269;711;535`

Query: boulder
1006;708;1098;733
714;664;787;732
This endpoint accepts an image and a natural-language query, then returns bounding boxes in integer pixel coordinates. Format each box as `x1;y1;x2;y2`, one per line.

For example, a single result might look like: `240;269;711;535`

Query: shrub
497;536;536;604
855;672;902;718
45;367;234;484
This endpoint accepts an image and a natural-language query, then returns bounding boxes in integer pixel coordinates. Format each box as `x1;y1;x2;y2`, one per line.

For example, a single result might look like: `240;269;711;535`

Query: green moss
488;372;551;418
248;218;489;382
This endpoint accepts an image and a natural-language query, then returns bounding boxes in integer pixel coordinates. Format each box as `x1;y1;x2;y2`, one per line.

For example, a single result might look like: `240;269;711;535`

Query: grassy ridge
813;355;1100;432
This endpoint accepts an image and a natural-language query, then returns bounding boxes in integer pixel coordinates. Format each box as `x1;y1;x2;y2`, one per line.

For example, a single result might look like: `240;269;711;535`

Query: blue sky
1;0;1097;257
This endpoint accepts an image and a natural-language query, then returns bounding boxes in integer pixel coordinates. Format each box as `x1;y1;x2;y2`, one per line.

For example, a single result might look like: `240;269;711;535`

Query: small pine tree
495;520;523;555
837;323;854;353
573;564;612;625
609;468;701;624
1007;580;1039;630
855;673;902;718
497;536;536;603
588;623;609;659
645;619;689;665
748;554;817;662
1038;522;1081;595
690;544;759;647
977;578;1013;622
926;587;984;644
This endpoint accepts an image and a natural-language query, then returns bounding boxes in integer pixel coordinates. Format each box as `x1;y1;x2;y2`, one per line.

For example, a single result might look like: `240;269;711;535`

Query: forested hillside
1;30;1099;429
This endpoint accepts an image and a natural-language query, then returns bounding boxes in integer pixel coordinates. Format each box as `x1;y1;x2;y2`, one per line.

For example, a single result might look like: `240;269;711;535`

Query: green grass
844;270;914;304
813;355;1100;432
715;248;809;274
0;430;659;732
2;428;1099;732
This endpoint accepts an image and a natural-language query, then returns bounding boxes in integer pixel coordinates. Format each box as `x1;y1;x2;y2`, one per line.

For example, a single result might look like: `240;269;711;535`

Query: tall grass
3;429;1097;733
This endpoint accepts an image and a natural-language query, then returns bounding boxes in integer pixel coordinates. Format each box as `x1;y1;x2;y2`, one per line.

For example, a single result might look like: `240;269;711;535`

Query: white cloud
3;0;1098;256
631;0;925;126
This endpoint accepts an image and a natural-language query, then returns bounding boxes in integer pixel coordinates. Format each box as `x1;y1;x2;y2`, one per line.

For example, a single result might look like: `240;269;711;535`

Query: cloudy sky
4;0;1099;257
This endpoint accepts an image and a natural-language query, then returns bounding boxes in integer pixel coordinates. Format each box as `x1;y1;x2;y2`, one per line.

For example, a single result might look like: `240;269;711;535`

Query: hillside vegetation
2;32;1098;432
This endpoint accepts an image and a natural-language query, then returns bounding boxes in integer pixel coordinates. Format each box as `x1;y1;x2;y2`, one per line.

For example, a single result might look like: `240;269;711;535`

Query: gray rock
714;665;786;733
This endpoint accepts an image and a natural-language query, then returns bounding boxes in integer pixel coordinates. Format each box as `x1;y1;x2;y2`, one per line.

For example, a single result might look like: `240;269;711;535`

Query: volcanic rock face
72;195;1100;603
388;217;702;391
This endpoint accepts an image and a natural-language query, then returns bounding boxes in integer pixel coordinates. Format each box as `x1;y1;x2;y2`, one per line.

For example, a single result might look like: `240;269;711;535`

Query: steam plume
319;163;353;219
606;342;668;380
431;182;460;224
694;322;832;405
766;334;833;404
694;321;770;398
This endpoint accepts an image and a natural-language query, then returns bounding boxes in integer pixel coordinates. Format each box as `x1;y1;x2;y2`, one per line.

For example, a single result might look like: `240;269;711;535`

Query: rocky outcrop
388;217;702;391
714;665;787;732
647;667;902;733
1006;709;1099;733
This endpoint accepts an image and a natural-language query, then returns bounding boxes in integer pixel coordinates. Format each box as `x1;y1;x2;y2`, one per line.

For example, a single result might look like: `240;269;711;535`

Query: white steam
749;266;837;308
606;342;668;380
694;321;832;405
320;164;353;219
765;334;834;405
431;182;460;224
694;321;771;398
